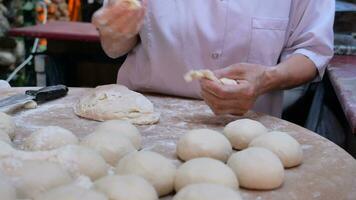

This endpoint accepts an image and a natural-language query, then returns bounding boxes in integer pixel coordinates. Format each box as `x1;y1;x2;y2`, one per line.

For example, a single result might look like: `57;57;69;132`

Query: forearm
258;54;318;95
100;34;138;58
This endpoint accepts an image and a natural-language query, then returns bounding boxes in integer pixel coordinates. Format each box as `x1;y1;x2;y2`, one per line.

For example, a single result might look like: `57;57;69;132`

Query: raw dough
23;126;79;151
23;100;37;109
74;84;160;125
115;151;176;196
94;175;158;200
0;158;72;199
223;119;268;150
176;129;232;162
0;173;16;200
184;70;237;85
249;131;303;168
227;147;284;190
81;130;136;166
0;130;11;144
95;120;142;149
0;141;15;158
34;184;108;200
0;112;15;139
174;158;239;192
173;183;242;200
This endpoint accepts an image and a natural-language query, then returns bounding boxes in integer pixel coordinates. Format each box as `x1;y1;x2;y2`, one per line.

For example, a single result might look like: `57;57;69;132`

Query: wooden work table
1;87;356;200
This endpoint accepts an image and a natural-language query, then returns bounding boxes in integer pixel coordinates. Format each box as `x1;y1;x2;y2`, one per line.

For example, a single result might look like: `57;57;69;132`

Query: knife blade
0;85;68;108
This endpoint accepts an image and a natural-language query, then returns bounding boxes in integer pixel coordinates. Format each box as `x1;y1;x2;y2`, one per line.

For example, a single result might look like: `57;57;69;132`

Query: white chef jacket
116;0;335;117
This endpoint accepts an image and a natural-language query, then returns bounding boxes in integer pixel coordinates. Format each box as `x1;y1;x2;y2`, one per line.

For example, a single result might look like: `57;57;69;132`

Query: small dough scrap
81;130;136;166
95;120;142;149
0;130;11;144
23;126;79;151
224;119;268;150
173;183;242;200
177;129;232;162
0;112;15;139
174;158;238;192
23;100;37;109
249;131;303;168
0;159;72;199
74;84;160;125
115;151;176;196
34;184;108;200
94;175;158;200
227;147;284;190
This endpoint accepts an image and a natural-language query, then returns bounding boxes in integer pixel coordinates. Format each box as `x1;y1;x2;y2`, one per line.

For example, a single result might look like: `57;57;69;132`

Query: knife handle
26;85;68;102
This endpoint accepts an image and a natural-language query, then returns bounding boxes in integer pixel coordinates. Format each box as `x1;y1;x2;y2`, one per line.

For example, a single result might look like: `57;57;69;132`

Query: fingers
200;79;243;99
214;64;247;79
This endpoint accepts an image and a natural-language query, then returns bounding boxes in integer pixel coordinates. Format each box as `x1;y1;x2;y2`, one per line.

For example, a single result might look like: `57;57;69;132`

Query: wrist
257;65;284;96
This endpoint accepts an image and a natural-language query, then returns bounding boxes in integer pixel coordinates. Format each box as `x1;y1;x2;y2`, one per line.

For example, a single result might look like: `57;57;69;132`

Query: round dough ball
0;112;15;139
177;129;232;162
173;183;242;200
55;145;109;180
95;120;142;149
23;100;38;109
249;131;303;168
0;159;72;199
81;130;136;166
94;175;158;200
35;184;108;200
0;174;16;200
227;147;284;190
115;151;176;196
24;126;79;151
174;158;238;192
223;119;268;150
0;130;11;144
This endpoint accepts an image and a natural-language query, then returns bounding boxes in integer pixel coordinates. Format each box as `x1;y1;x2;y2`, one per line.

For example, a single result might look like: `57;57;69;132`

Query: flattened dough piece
74;84;159;125
184;70;237;85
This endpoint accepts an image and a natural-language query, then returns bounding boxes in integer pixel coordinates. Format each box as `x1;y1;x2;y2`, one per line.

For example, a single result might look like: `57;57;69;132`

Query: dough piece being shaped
177;129;232;162
0;173;16;200
94;175;158;200
0;159;72;199
184;70;237;85
23;126;79;151
81;130;136;166
0;130;11;144
227;147;284;190
95;120;142;149
34;184;108;200
173;183;242;200
224;119;268;150
174;158;238;192
115;151;176;196
249;131;303;168
0;112;15;139
74;84;159;125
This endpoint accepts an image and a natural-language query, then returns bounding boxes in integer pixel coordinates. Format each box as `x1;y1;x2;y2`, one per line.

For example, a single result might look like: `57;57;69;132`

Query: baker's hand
92;0;147;40
200;63;268;115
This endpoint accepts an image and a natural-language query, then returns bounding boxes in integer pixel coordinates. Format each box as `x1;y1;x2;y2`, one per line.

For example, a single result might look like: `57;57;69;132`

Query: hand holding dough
184;70;238;85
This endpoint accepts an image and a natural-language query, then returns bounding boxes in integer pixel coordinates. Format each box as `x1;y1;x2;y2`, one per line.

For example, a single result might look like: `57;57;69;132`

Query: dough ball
81;130;136;166
0;130;11;144
0;173;16;200
0;159;72;199
0;112;15;139
94;175;158;200
35;184;108;200
227;147;284;190
249;131;303;168
24;126;79;151
177;129;232;162
55;145;109;180
23;100;37;109
95;120;142;149
115;151;176;196
223;119;268;150
74;84;159;125
219;78;238;85
173;183;242;200
174;158;238;192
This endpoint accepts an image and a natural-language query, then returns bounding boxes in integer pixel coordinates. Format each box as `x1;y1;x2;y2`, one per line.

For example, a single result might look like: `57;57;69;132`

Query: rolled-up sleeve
280;0;335;81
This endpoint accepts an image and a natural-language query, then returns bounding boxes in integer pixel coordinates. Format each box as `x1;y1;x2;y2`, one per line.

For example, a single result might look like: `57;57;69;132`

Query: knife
0;85;68;108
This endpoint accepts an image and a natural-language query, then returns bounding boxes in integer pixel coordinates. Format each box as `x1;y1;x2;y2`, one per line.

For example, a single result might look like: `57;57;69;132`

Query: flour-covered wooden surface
1;87;356;200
